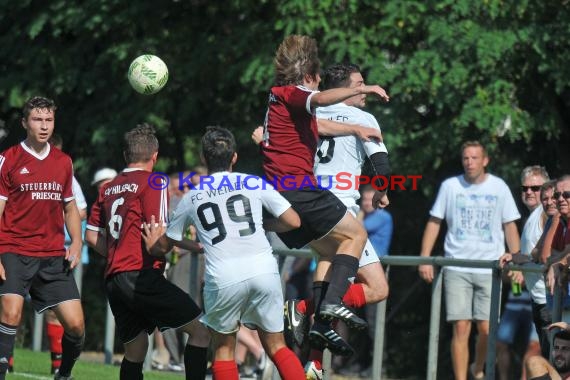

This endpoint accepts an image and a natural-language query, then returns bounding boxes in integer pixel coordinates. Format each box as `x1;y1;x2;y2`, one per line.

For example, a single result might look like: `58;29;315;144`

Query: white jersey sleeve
166;195;193;242
360;112;388;157
72;176;87;211
259;184;291;218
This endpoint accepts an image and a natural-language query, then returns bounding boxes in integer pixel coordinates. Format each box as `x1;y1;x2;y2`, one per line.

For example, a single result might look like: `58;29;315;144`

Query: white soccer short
200;272;284;334
346;203;381;268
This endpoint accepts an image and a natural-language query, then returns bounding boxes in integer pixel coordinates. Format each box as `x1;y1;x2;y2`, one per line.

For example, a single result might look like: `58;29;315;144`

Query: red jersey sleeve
140;178;169;225
86;186;107;232
0;152;12;199
62;159;75;202
283;86;314;116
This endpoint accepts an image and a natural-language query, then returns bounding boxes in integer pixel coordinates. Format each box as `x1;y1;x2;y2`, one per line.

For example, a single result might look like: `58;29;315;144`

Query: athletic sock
312;281;329;323
308;348;324;363
47;322;64;372
343;283;366;308
0;323;17;378
184;344;208;380
211;360;238;380
120;358;143;380
321;254;359;306
272;347;305;380
57;331;84;377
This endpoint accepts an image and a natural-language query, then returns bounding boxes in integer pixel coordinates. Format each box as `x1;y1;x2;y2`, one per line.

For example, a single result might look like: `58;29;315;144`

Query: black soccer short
278;188;347;249
0;253;80;313
105;269;202;344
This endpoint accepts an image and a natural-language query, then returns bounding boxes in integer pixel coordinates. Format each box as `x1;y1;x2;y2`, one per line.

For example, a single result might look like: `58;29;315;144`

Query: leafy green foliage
1;0;569;376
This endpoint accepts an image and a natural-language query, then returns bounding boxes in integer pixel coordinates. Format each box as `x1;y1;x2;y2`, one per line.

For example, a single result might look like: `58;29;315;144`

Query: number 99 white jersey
166;171;292;289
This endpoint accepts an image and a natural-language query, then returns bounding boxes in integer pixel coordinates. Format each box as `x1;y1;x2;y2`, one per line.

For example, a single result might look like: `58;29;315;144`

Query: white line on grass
12;373;52;380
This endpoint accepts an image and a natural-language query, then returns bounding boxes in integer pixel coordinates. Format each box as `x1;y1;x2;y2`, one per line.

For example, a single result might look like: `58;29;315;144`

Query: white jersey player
143;126;306;380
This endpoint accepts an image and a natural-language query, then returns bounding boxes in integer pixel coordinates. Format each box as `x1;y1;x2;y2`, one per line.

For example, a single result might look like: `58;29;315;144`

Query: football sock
272;347;305;380
47;321;64;372
184;344;208;380
308;348;324;363
343;283;367;308
312;281;329;323
211;360;238;380
0;322;17;378
58;331;84;377
322;254;359;306
120;358;143;380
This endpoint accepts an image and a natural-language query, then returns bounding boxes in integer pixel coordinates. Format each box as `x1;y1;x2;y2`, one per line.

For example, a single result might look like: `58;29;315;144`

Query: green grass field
9;348;184;380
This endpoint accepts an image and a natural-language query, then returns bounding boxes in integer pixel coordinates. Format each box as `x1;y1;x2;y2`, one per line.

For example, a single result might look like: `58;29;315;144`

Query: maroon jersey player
86;124;209;380
0;96;84;380
259;35;390;356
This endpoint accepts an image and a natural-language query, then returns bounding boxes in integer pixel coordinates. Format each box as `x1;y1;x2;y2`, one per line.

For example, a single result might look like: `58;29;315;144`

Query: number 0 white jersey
166;171;292;289
315;103;388;204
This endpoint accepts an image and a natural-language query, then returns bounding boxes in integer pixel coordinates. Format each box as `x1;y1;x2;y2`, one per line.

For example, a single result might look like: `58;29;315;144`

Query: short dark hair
123;123;159;164
322;63;361;90
23;96;56;120
201;126;236;173
554;330;570;343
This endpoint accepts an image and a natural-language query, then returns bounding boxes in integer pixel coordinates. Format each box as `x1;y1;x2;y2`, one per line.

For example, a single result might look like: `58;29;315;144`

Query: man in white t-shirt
419;141;521;380
143;126;305;380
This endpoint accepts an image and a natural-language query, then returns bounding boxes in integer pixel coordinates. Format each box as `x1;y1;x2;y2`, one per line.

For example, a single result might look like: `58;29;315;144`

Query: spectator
91;167;118;189
498;166;550;379
525;322;570;380
419;141;520;380
545;176;570;303
359;184;393;256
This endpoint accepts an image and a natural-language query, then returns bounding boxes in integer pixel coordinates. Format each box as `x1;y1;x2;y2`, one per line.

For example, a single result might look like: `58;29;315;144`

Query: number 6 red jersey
87;168;168;277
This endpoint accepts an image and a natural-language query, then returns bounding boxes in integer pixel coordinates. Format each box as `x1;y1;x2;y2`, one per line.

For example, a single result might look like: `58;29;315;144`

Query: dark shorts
0;253;80;313
105;270;202;344
277;188;347;249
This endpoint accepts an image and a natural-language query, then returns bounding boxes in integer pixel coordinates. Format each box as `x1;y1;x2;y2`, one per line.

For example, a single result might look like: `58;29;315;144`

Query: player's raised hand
142;215;166;255
251;126;264;145
548;321;570;332
362;85;390;102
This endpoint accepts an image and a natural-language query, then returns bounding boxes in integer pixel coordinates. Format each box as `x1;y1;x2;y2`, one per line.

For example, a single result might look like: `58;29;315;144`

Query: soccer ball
127;54;169;95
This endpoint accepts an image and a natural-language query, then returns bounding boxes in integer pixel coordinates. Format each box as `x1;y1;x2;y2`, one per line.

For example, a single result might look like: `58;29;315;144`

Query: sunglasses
554;191;570;199
521;185;541;192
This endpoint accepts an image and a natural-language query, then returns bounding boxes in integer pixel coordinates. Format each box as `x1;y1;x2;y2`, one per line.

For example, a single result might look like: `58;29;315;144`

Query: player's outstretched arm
142;215;203;256
85;229;107;257
142;215;171;256
251;126;263;145
317;119;382;142
64;199;83;269
311;85;389;108
264;208;300;233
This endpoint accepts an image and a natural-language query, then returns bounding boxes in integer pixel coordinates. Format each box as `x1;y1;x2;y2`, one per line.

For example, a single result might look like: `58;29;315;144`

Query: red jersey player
85;124;209;380
259;35;390;357
0;96;84;380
